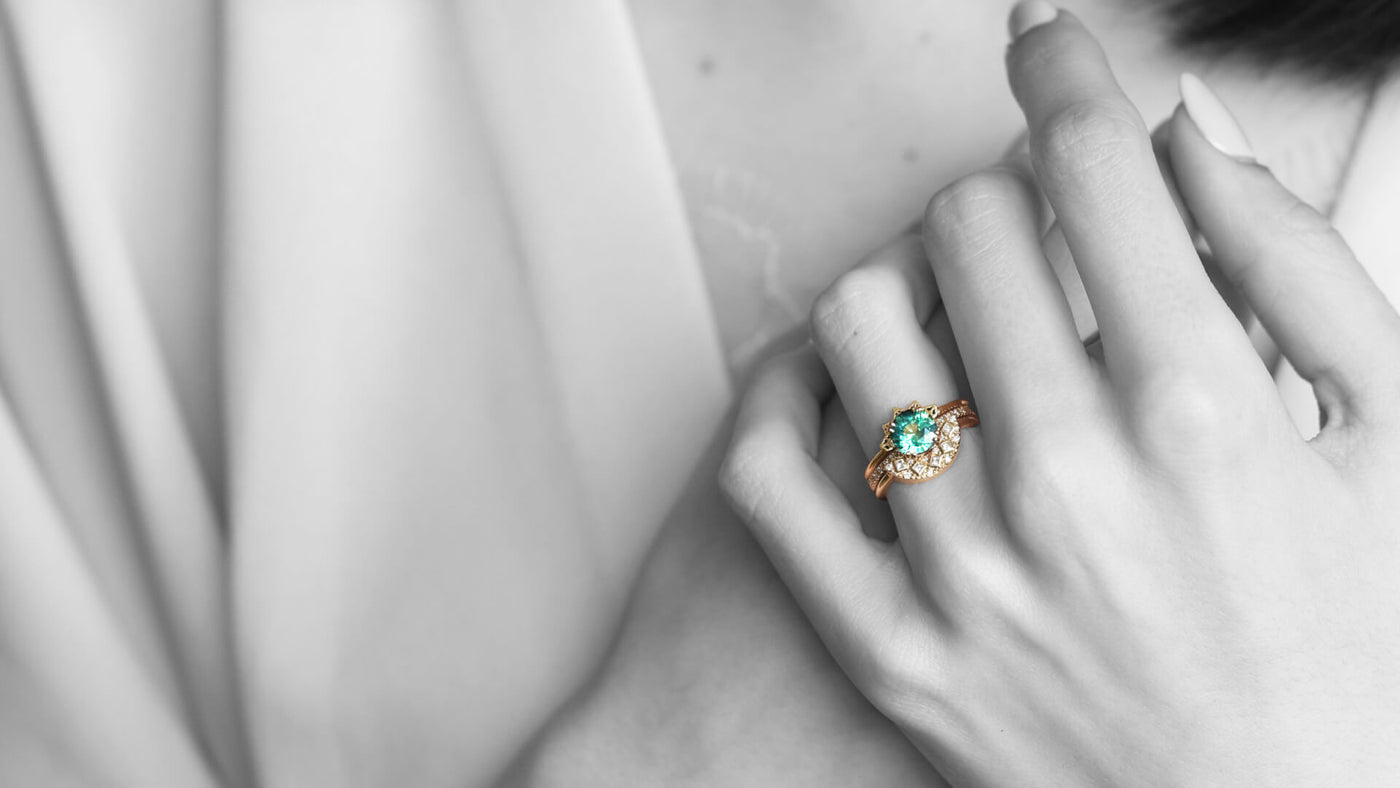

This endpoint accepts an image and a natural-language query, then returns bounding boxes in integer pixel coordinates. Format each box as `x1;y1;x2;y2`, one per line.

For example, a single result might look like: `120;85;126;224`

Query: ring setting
865;400;978;500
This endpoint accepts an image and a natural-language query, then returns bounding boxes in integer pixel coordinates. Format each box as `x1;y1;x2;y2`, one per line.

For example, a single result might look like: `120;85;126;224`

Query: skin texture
724;9;1400;787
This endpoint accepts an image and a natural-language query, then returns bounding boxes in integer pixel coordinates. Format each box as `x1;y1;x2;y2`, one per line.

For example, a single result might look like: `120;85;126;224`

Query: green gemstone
890;409;938;454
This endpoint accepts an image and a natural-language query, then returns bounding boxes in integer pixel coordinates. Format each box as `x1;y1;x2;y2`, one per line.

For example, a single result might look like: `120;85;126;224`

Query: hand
723;6;1400;786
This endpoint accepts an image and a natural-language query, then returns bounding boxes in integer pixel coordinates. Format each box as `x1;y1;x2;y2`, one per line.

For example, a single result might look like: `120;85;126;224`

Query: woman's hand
723;4;1400;785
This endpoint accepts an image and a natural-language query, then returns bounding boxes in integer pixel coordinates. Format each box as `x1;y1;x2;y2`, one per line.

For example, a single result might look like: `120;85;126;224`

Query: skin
508;3;1375;784
724;9;1400;786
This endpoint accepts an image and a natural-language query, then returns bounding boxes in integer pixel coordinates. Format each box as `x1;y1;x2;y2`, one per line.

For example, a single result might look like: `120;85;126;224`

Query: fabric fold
2;1;250;782
224;1;729;783
0;387;219;787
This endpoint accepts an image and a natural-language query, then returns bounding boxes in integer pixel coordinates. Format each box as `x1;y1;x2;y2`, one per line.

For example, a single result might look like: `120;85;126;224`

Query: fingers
1005;8;1253;385
817;395;899;542
1002;130;1102;349
1152;119;1273;367
810;236;963;458
925;306;971;398
921;166;1098;442
810;236;1004;591
1002;132;1102;349
1169;75;1400;429
720;346;914;654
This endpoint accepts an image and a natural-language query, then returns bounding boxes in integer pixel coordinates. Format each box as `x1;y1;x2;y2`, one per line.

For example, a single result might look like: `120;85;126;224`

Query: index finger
1006;4;1254;387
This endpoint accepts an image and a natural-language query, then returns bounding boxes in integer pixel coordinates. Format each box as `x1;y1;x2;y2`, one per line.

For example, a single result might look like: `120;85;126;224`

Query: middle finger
922;165;1099;445
1006;6;1254;386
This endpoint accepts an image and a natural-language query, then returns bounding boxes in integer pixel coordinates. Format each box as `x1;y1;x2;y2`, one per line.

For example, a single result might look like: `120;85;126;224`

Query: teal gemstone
890;409;938;454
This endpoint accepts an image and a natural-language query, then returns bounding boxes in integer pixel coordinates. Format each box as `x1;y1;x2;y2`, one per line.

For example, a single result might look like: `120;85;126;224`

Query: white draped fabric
0;1;726;784
1;1;1397;785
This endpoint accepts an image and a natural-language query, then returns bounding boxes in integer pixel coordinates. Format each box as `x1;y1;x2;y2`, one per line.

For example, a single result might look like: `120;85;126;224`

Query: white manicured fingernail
1179;73;1254;161
1009;0;1059;41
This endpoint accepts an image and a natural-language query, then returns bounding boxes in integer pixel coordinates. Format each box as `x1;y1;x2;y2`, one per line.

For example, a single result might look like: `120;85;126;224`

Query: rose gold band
865;399;978;500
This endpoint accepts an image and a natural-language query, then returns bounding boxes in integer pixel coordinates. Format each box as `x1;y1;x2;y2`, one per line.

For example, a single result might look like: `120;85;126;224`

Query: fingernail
1009;0;1059;41
1179;73;1254;161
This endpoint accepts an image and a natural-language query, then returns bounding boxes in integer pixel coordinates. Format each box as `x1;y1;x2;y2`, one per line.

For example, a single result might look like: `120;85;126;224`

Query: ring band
865;399;978;500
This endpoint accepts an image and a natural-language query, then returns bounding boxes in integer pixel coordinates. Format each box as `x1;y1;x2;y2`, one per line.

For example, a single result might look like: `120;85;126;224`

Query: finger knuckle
1000;433;1103;524
923;170;1025;251
1035;99;1146;192
862;633;939;715
939;550;1030;625
1128;371;1259;455
1134;371;1220;425
809;267;897;359
1272;198;1343;255
718;436;782;525
1223;196;1346;290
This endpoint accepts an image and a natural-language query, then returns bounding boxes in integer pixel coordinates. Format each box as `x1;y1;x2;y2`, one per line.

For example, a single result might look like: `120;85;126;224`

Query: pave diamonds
868;398;979;498
879;417;961;481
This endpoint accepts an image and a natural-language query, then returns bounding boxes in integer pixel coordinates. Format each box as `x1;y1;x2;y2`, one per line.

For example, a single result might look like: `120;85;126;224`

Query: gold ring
865;400;978;500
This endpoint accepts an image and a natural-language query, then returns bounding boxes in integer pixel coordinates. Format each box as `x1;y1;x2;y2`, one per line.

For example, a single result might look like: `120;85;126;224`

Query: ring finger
810;235;1002;584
